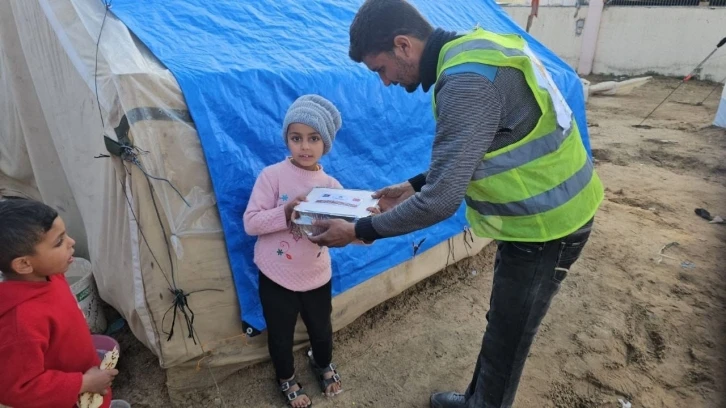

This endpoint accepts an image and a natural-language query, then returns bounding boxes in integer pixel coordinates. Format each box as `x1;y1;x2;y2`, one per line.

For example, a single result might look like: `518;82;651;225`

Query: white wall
504;6;587;68
501;6;726;80
594;7;726;80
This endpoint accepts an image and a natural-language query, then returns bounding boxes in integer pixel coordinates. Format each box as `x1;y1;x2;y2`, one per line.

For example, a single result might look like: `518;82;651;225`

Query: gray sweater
354;29;542;242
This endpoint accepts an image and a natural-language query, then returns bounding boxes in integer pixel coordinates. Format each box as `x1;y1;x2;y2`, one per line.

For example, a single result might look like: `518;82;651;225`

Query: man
309;0;603;407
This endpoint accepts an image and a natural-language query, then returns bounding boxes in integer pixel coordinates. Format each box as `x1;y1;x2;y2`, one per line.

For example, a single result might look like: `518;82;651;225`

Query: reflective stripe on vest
465;157;593;217
442;38;525;61
472;125;572;179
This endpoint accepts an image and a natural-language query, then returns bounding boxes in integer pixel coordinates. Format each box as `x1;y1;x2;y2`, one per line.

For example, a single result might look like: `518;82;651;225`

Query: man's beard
394;57;419;93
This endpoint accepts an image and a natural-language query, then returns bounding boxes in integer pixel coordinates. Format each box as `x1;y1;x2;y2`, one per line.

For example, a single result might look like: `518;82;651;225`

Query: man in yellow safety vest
310;1;603;407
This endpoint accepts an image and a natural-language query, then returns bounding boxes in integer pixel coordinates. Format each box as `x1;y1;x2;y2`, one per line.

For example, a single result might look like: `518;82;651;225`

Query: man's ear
393;35;413;57
10;257;34;275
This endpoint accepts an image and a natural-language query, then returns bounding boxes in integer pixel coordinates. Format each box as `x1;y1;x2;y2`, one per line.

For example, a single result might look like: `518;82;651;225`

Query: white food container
293;187;379;237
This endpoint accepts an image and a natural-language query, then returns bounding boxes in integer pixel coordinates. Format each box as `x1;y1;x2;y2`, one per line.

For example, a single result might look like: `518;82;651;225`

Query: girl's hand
284;195;308;221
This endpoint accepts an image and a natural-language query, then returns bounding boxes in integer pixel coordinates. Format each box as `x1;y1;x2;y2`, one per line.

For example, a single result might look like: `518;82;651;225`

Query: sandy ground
113;77;726;407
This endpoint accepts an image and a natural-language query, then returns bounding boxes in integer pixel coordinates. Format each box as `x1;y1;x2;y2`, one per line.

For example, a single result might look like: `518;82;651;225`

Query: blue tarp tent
110;0;591;331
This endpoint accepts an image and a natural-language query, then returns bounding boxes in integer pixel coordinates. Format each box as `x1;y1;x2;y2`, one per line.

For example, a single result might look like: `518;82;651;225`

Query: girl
243;95;345;407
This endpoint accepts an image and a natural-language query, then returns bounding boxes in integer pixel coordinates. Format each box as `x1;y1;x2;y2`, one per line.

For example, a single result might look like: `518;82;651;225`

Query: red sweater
0;274;111;408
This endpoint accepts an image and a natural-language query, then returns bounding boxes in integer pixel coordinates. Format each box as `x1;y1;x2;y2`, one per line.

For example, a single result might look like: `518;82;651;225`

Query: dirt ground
113;77;726;407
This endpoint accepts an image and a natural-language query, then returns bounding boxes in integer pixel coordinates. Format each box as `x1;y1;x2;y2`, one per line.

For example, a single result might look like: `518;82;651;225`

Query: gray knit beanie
282;94;342;154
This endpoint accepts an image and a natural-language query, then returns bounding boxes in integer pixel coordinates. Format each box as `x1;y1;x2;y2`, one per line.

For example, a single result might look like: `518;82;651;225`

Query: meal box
292;187;379;236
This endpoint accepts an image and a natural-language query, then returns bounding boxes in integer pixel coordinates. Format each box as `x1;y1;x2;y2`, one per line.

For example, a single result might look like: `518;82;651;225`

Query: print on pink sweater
243;158;342;292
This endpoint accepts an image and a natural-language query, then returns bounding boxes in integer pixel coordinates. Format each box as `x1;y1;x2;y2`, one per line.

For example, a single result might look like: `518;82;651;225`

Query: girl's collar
284;157;324;176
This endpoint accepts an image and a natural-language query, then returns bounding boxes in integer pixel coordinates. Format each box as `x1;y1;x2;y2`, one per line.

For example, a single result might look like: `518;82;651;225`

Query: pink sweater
244;158;342;292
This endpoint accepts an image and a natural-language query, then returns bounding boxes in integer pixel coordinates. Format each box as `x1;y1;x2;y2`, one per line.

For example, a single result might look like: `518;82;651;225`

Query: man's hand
308;219;357;248
80;366;118;395
284;194;308;221
372;181;415;212
366;205;381;215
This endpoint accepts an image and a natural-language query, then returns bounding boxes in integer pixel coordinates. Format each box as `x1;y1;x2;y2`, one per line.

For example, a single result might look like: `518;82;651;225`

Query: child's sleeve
329;176;343;189
243;168;289;236
0;340;83;408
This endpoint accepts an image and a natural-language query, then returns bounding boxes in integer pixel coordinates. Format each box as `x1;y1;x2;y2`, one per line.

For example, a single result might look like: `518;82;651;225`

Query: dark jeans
259;272;333;380
464;219;593;408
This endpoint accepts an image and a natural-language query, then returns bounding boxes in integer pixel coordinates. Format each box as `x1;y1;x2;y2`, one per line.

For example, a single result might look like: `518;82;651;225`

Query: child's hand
81;366;118;395
284;195;308;221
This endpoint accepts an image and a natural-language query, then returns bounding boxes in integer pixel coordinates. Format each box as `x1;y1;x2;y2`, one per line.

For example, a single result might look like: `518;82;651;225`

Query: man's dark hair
349;0;434;63
0;199;58;274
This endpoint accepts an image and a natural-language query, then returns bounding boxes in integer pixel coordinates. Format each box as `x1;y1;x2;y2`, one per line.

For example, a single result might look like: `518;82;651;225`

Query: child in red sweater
0;199;126;408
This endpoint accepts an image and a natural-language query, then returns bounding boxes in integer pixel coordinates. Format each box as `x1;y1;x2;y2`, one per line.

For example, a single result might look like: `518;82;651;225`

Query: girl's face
286;123;324;170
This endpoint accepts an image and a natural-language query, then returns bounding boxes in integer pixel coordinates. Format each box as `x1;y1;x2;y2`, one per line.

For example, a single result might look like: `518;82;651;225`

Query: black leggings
258;272;333;380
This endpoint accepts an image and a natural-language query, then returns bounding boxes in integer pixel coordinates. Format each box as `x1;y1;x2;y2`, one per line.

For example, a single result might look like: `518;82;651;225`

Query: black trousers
464;219;594;407
259;272;333;380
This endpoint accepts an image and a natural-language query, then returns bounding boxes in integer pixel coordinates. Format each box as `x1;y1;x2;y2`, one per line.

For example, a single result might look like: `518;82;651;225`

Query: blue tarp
110;0;591;331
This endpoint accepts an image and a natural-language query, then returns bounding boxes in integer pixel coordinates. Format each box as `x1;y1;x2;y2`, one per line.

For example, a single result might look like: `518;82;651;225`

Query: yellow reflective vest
434;29;603;242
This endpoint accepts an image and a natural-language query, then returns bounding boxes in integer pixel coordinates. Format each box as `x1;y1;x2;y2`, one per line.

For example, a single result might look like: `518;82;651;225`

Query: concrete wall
504;6;587;68
594;7;726;80
501;5;726;80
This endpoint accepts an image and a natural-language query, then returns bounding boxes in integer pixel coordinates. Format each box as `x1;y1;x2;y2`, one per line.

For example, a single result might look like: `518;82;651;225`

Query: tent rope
95;3;227;405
